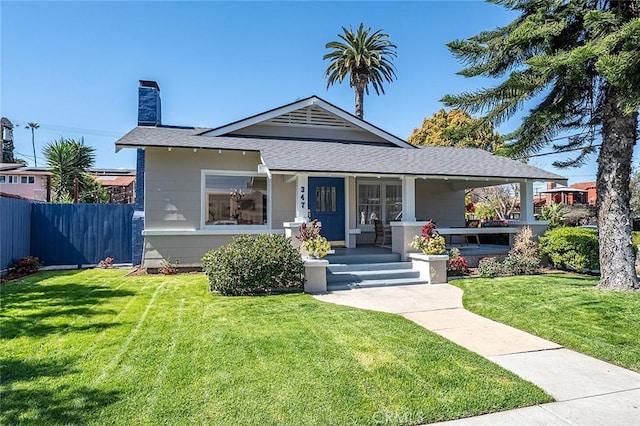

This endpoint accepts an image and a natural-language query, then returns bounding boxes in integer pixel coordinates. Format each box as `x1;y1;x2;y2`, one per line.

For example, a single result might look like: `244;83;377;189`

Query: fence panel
31;203;134;266
0;197;32;272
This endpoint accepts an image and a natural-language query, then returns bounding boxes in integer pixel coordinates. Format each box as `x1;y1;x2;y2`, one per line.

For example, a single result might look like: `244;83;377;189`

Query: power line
11;120;122;137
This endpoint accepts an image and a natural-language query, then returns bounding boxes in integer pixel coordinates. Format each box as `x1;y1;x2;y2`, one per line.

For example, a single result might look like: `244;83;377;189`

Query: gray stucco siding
415;180;465;227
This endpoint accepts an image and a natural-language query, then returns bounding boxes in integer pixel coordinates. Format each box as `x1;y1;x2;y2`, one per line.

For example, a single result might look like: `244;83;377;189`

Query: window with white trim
0;176;5;183
20;176;35;184
357;180;402;228
204;172;268;226
9;175;19;184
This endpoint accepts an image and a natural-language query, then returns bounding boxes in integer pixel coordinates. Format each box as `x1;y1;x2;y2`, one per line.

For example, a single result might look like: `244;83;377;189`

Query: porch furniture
374;219;391;248
445;227;481;246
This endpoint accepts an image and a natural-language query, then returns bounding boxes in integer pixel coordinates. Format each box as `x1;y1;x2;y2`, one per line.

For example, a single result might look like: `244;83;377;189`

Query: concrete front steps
326;250;427;291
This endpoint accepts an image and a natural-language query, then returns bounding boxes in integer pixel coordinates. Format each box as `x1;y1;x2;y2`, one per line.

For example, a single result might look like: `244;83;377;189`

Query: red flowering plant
410;220;447;255
12;256;41;274
447;248;470;276
98;257;114;269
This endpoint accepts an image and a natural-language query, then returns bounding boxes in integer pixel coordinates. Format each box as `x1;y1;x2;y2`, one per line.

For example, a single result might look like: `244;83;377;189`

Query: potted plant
409;220;446;255
297;219;331;259
408;220;449;284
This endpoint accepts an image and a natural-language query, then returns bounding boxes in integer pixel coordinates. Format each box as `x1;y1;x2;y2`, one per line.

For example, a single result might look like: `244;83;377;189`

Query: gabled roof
115;126;567;183
199;96;415;149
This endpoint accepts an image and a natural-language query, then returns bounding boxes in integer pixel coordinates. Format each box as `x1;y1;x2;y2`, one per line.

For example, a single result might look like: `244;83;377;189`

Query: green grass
453;274;640;372
1;270;551;425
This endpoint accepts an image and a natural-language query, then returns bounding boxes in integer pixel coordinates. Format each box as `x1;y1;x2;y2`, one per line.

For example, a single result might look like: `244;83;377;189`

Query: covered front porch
282;171;553;260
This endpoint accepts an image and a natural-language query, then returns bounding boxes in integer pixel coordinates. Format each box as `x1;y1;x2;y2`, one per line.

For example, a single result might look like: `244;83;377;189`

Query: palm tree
324;23;397;119
43;137;96;202
25;122;39;167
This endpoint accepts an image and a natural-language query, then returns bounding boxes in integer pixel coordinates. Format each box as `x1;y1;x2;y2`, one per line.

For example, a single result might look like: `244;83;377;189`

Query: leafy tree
408;108;504;152
43;137;105;203
442;0;640;291
324;23;397;119
25;122;39;167
471;184;520;220
539;202;567;230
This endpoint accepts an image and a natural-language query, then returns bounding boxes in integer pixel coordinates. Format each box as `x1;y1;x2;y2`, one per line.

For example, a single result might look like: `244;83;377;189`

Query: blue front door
308;177;345;243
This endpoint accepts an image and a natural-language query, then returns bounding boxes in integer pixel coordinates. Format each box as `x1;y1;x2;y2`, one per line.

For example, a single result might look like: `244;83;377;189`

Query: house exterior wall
230;124;392;145
144;148;264;230
0;174;49;201
415;180;465;227
142;147;297;267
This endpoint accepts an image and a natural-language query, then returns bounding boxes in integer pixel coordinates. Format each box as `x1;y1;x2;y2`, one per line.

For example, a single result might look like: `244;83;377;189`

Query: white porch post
295;174;309;222
402;176;416;222
519;180;535;222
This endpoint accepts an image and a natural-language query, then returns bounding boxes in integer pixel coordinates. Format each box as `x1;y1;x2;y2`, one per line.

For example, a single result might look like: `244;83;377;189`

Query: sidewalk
314;284;640;425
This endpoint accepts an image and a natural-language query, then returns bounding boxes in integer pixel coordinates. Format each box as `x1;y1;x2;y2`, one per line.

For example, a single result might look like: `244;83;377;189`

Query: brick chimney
138;80;161;126
546;182;556;190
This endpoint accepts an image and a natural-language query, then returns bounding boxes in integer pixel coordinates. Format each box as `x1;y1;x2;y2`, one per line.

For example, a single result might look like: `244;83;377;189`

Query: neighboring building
115;80;566;268
91;169;136;204
569;181;597;206
538;181;596;207
0;163;51;202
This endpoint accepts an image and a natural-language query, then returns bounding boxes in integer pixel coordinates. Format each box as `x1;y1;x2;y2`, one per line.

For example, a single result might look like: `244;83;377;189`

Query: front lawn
454;274;640;372
1;270;550;425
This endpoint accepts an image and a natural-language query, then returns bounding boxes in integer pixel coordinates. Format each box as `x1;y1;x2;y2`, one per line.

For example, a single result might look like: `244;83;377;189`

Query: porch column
295;174;309;222
402;176;416;222
519;180;535;222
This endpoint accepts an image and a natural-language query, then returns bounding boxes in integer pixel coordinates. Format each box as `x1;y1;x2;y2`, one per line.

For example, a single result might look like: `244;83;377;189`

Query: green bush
538;227;599;271
632;231;640;247
202;234;304;295
478;257;505;278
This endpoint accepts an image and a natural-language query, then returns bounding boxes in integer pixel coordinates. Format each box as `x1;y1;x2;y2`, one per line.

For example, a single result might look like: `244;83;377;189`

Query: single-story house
115;81;566;268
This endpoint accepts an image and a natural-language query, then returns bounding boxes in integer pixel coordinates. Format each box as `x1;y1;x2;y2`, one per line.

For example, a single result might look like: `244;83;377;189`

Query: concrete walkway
314;284;640;425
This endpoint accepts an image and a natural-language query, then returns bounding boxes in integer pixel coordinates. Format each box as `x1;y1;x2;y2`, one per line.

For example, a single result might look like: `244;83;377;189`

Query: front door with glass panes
308;177;345;244
357;180;402;230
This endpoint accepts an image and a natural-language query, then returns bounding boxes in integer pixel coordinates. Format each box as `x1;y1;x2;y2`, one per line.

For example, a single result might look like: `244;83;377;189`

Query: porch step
327;267;420;284
327;262;413;273
327;277;429;291
326;252;401;265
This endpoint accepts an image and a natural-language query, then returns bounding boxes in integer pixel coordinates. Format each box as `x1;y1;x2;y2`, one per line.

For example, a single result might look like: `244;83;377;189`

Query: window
9;176;19;184
28;176;35;184
204;172;268;226
0;176;5;183
358;181;402;226
315;186;337;212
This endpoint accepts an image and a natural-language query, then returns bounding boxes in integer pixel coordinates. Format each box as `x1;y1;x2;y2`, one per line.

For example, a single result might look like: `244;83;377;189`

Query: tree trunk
351;70;368;119
354;86;364;119
596;85;639;291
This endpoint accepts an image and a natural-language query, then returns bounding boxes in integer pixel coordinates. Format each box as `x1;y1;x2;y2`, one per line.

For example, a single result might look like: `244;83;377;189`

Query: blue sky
1;0;627;186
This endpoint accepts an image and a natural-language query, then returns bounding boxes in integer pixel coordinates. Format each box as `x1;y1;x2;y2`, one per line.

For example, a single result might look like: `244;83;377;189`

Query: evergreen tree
442;0;640;291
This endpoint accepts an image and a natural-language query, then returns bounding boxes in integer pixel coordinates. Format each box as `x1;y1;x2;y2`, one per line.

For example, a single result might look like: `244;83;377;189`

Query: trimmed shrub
538;227;599;271
632;231;640;247
202;234;304;295
478;257;505;278
503;227;541;275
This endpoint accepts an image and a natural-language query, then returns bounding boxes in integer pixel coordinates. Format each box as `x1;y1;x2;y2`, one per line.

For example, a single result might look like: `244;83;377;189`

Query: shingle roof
115;126;566;182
